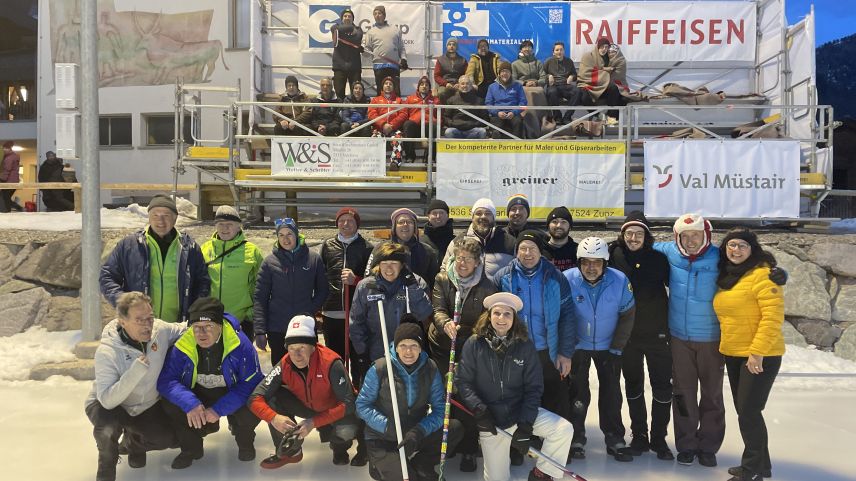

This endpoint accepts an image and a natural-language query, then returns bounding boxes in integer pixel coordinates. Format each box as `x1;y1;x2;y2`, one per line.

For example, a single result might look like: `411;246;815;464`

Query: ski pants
621;339;673;441
671;338;725;454
366;420;463;481
568;349;625;447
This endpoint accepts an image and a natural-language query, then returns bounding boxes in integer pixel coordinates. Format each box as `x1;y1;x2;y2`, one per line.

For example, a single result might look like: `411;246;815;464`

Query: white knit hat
471;198;496;218
285;315;317;346
673;213;712;256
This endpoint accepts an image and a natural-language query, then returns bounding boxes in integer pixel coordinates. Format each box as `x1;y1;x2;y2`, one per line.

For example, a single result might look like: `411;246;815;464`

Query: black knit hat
516;229;546;253
506;194;530;215
285;75;299;87
427;199;449;214
148;194;178;215
621;210;651;233
394;319;424;348
546;206;573;229
188;297;225;325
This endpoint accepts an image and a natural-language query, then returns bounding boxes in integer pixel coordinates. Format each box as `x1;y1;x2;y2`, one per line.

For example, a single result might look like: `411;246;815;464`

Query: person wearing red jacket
1;140;21;212
249;315;359;469
367;76;408;136
402;76;439;162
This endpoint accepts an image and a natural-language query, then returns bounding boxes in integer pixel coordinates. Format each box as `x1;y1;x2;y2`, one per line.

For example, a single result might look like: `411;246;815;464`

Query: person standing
363;5;408;96
714;228;784;481
38;150;75;211
365;208;439;293
201;205;264;339
442;198;516;279
331;8;363;100
0;140;21;212
543;206;577;272
434;38;468;102
422;199;455;260
504;194;535;239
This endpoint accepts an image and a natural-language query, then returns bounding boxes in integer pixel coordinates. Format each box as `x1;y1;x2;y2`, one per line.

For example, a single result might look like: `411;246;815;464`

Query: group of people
272;5;631;167
0;141;77;213
90;193;786;481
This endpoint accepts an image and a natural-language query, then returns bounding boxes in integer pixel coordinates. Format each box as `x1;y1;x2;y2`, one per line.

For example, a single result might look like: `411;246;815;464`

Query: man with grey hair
310;77;342;136
85;292;185;481
443;198;516;278
443;75;488;139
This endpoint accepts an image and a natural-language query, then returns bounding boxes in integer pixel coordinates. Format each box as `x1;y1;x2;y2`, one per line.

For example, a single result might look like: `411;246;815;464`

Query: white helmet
577;237;609;261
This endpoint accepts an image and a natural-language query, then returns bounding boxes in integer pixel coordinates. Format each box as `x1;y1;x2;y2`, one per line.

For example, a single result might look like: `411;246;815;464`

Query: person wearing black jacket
423;199;455;261
38;151;75;211
543;42;582;124
365;208;439;293
330;8;363;100
543;206;577;272
443;75;489;139
310;78;341;136
457;293;573;481
608;211;674;461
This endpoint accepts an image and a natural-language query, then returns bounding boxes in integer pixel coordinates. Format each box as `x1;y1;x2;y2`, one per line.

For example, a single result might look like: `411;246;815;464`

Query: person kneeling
249;315;360;468
457;293;574;481
356;322;463;481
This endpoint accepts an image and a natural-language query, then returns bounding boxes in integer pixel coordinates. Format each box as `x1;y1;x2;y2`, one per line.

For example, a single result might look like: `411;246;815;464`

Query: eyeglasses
395;219;415;226
191;323;219;333
623;231;645;240
726;241;751;251
455;256;477;264
397;344;421;352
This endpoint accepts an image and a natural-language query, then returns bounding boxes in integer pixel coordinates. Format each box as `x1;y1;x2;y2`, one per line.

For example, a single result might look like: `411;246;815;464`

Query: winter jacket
86;319;185;416
714;266;785;357
331;22;363;72
512;55;547;87
349;275;433;362
310;92;341;130
339;93;371;124
495;258;576;362
544;239;578;273
444;89;488;131
485;80;527;117
38;157;66;182
364;22;407;68
157;314;262;415
465;52;500;88
319;234;374;314
253;238;329;334
422;219;455;260
457;334;543;429
100;228;210;322
543;56;578;86
654;242;721;342
278;90;314;125
564;267;636;353
365;238;440;292
201;231;264;323
0;151;19;183
368;93;407;130
249;344;355;427
503;221;539;240
609;243;671;345
404;91;439;124
356;350;444;441
429;270;497;358
443;226;516;279
434;54;468;87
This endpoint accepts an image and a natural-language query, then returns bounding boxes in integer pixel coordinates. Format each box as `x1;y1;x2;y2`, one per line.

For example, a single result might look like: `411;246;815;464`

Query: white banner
299;1;426;62
436;140;625;220
570;2;756;63
643;140;801;218
271;137;386;178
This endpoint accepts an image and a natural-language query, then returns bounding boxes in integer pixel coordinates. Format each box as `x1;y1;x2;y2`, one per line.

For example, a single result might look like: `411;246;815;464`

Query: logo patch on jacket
338;376;346;385
150;342;158;352
367;293;385;302
513;358;524;366
575;295;585;303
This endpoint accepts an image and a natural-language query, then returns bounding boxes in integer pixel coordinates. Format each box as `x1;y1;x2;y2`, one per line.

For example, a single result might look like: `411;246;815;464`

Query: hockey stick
449;398;589;481
377;299;410;480
437;289;463;480
338;36;408;71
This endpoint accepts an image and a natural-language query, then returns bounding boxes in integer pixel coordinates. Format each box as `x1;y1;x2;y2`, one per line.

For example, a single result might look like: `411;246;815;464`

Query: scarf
717;259;760;290
338;232;359;244
445;256;484;302
376;274;404;297
485;326;514;356
118;325;147;353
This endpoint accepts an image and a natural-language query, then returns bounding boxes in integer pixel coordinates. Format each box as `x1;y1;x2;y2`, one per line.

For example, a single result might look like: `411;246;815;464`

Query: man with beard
365;208;439;292
442;198;516;279
433;37;468;103
422;199;454;262
543;206;577;272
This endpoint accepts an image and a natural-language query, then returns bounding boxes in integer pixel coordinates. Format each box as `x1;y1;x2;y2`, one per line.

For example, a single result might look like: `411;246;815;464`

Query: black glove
358;45;365;53
397;427;424;459
473;407;497;435
399;59;409;71
403;269;418;287
510;422;533;455
769;266;788;286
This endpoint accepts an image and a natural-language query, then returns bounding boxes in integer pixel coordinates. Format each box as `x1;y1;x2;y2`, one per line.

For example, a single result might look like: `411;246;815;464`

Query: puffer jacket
365;238;440;292
1;151;20;183
565;267;636;353
100;228;210;322
340;93;370;124
201;231;264;323
442;226;516;279
157;314;262;415
485;80;527;117
368;93;407;130
319;234;374;313
85;319;185;416
654;241;721;342
429;269;497;358
356;349;444;441
456;334;543;429
714;266;785;357
253;236;329;334
404;90;439;124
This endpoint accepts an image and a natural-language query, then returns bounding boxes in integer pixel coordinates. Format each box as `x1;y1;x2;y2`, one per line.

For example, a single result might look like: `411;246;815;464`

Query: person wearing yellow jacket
201;205;264;339
713;227;784;481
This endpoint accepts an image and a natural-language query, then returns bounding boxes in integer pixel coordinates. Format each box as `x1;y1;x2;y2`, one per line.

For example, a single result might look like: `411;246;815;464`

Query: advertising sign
271;136;386;178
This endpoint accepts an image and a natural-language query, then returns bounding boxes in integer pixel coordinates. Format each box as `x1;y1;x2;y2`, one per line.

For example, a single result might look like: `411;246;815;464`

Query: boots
629;433;650;456
171;449;203;469
649;437;674;460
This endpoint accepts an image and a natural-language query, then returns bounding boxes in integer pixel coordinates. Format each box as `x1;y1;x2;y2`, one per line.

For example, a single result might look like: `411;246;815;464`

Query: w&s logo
276;141;333;167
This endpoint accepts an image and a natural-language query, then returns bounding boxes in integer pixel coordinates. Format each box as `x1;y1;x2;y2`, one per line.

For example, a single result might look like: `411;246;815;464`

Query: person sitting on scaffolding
577;38;628;124
339;81;372;137
402;76;439;163
367;76;408;170
310;78;342;137
485;62;527;139
274;76;313;136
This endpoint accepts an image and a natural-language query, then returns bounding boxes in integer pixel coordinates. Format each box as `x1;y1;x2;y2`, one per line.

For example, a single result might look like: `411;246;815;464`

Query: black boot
171;449;203;469
96;452;119;481
629;433;649;456
649;437;674;461
350;440;368;467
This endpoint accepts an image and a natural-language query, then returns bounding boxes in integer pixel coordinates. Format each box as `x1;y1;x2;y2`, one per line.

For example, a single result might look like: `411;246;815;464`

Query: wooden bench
0;183;196;213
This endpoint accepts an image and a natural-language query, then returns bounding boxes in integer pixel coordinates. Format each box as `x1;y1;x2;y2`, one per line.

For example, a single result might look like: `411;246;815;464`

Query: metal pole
80;0;102;342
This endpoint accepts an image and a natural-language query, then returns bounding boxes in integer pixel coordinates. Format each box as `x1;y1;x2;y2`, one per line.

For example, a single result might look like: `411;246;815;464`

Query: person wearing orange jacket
367;76;408;136
402;76;439;162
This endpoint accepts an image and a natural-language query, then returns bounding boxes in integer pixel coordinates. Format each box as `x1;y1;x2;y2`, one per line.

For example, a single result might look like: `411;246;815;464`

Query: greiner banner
299;1;426;63
271;137;386;178
643;140;800;218
436;140;625;220
570;1;756;63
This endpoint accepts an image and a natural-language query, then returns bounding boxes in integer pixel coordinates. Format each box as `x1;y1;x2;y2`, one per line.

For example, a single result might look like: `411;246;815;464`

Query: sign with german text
271;137;386;178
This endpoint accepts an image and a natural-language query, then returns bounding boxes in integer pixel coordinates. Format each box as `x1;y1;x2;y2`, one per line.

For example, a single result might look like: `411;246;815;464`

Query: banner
300;1;426;63
442;2;570;62
570;2;756;63
643;140;800;218
436;140;625;220
271;137;386;178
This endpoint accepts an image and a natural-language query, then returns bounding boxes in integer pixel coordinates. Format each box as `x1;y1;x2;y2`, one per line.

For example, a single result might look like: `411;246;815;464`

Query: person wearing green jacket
201;205;264;339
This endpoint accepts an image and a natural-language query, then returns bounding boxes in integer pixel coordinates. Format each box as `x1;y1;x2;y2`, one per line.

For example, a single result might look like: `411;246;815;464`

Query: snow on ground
0;198;196;231
0;327;79;380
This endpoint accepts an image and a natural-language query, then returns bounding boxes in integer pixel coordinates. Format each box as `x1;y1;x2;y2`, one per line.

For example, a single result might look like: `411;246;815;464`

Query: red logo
292;322;301;328
653;164;673;188
151;342;158;352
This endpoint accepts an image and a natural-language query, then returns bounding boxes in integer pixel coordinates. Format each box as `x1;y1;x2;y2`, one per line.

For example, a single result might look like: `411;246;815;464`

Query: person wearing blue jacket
356;322;462;481
157;297;263;469
485;61;527;138
564;237;636;462
253;218;329;367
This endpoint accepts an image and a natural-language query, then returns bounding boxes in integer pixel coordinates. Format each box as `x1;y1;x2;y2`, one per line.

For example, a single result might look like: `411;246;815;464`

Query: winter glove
510;422;533;455
359;45;365;54
473;407;497;435
769;267;788;286
397;427;424;459
403;269;418;287
255;334;268;351
399;59;409;71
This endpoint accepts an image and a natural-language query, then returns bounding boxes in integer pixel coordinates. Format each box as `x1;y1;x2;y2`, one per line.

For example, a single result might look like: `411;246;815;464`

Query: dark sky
787;0;856;46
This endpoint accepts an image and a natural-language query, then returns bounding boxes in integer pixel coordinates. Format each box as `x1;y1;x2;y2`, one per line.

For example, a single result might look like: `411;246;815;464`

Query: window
99;115;132;146
229;0;250;49
144;114;192;146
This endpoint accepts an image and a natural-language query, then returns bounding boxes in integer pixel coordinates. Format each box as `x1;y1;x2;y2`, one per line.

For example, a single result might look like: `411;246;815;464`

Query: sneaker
510;449;524;466
459;454;477;472
676;451;695;465
171;450;203;470
238;447;256;462
260;451;303;469
729;466;772;478
127;452;146;469
528;467;554;481
649;438;674;461
629;434;649;456
350;448;368;467
332;450;349;465
607;444;634;462
697;452;717;467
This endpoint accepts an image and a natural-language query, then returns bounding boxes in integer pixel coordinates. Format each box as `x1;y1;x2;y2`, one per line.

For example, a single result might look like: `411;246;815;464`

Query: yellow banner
387;171;428;183
186;146;236;159
450;206;624;220
437;140;626;155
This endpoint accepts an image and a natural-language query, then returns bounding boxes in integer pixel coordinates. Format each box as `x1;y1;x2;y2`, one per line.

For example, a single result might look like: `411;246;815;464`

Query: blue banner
442;2;570;63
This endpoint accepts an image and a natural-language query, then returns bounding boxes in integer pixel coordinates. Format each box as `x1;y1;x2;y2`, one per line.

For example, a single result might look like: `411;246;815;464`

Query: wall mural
51;0;229;87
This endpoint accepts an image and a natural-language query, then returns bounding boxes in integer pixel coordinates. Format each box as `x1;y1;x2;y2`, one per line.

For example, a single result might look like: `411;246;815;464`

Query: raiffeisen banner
570;1;756;63
643;140;800;218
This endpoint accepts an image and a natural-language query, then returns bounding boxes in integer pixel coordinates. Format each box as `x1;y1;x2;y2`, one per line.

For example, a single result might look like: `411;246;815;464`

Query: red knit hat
2;141;13;149
336;207;360;227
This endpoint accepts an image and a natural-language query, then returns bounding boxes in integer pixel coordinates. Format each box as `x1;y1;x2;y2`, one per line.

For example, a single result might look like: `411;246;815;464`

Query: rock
10;242;37;273
782;319;809;347
101;237;120;265
73;341;101;360
40;296;115;332
778;243;810;262
808;242;856;277
14;238;82;289
0;287;51;337
770;248;831;321
832;279;856;323
0;244;15;275
834;326;856;362
0;279;38;295
29;359;94;381
791;318;843;348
